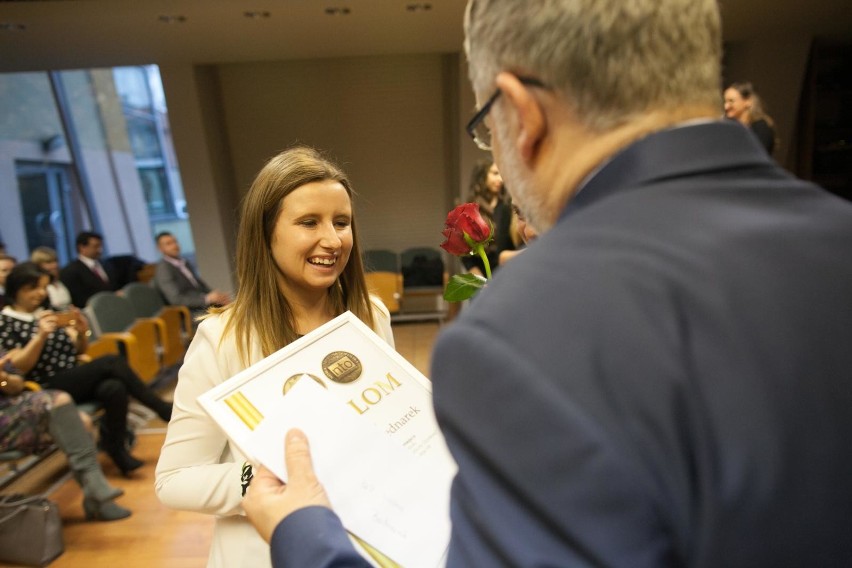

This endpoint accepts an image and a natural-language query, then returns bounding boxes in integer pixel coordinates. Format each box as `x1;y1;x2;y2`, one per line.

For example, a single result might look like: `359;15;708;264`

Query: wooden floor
0;321;443;568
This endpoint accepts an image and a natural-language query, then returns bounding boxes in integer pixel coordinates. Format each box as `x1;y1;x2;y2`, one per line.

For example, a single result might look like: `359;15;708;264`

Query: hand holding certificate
198;312;456;568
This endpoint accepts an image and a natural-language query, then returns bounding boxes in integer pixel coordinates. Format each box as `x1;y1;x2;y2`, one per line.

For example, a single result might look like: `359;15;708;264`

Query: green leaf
443;273;487;302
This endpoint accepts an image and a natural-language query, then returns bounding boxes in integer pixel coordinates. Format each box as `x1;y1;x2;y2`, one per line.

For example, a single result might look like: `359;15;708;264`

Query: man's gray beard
492;122;552;233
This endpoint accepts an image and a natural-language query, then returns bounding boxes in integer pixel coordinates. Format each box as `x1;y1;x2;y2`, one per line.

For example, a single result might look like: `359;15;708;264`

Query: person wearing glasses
243;0;852;566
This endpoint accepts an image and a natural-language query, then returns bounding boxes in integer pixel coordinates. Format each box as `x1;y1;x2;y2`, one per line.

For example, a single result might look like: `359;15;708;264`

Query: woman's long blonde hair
217;146;375;365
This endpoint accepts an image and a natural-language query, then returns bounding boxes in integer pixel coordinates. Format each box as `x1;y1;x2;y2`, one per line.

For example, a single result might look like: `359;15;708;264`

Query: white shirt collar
78;255;99;270
1;306;37;322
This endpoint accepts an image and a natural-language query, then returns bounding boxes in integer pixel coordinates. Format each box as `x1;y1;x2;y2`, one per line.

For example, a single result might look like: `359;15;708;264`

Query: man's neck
541;105;718;225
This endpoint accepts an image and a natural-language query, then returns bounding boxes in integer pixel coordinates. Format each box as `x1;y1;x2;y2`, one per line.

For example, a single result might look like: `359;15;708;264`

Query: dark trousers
43;355;168;443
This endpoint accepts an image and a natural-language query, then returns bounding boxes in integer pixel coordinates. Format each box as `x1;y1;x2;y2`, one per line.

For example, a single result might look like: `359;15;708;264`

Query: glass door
16;161;89;266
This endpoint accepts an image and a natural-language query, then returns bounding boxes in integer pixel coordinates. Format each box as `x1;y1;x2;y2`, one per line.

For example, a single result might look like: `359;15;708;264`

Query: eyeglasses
466;76;548;152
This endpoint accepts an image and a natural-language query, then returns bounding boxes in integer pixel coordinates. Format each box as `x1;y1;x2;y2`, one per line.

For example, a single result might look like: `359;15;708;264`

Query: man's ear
495;72;546;164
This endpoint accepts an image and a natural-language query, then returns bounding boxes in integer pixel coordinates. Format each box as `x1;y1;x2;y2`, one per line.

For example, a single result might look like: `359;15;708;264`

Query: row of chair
84;283;194;384
1;284;191;488
362;248;448;318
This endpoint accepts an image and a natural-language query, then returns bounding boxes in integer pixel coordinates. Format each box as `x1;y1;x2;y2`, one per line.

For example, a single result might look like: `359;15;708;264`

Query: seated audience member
31;246;72;310
724;81;777;155
243;0;852;567
0;263;172;475
103;254;147;290
59;231;114;308
152;232;231;316
0;254;15;309
0;351;130;521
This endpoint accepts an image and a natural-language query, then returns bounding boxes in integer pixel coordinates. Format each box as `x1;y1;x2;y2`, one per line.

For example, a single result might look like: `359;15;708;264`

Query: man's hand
205;290;232;306
243;429;332;543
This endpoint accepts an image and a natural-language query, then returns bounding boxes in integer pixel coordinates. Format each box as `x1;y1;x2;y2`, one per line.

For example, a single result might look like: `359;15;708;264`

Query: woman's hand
0;355;25;397
36;313;59;338
69;307;90;335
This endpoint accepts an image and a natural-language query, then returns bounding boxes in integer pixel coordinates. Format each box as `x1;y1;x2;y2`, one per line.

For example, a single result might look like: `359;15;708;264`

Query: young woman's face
486;163;503;194
723;88;749;122
15;275;49;312
270;180;354;300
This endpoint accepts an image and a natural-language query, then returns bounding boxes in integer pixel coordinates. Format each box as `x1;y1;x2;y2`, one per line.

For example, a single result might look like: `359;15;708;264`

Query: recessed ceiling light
325;7;351;16
0;22;27;32
406;3;432;11
157;14;187;24
244;11;271;19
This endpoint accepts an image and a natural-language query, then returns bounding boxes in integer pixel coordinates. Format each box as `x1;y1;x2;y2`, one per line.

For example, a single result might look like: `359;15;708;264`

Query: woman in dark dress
461;159;514;276
0;262;172;475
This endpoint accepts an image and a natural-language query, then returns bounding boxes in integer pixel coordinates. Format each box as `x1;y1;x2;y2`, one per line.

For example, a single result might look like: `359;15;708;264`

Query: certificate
198;311;456;567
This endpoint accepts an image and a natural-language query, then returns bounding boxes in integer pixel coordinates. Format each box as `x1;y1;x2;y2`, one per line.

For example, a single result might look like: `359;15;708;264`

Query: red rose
440;203;492;256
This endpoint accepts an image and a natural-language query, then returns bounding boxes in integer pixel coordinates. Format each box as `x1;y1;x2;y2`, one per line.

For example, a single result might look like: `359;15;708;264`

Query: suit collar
559;120;777;221
163;255;188;268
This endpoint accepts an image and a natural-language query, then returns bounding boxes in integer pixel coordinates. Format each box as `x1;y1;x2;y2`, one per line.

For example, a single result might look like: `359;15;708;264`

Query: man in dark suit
243;0;852;566
59;231;114;308
152;232;230;314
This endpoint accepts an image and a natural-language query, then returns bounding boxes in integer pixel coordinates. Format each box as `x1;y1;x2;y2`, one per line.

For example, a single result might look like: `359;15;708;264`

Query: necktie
92;262;108;283
178;260;200;289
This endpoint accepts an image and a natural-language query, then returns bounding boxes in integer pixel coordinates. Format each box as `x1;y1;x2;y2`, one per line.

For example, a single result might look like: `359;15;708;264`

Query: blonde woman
30;246;72;310
155;146;394;568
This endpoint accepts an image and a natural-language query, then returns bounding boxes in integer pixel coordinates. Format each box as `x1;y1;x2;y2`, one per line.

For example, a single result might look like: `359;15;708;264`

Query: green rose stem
464;233;492;279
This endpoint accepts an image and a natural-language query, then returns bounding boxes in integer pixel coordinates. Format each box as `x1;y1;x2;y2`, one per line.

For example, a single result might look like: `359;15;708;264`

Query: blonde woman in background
30;246;72;310
724;81;777;155
155;146;394;568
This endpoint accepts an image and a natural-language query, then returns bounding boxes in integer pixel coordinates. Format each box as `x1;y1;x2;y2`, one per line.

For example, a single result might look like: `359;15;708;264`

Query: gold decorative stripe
224;391;264;430
347;531;401;568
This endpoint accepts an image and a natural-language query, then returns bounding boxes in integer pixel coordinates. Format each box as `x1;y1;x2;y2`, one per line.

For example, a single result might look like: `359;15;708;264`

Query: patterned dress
0;309;76;453
0;310;78;383
0;389;59;454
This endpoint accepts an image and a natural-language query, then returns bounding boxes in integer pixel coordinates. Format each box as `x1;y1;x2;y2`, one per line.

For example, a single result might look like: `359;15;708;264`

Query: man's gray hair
465;0;722;132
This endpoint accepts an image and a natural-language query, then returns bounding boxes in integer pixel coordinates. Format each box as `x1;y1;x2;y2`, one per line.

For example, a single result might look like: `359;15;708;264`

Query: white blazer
155;297;394;568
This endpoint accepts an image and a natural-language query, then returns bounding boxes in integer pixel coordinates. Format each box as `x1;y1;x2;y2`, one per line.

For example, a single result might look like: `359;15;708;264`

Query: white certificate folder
198;311;456;568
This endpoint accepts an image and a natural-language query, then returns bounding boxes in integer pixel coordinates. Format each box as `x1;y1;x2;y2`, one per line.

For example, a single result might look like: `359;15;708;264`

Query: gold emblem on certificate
322;351;362;384
282;373;327;395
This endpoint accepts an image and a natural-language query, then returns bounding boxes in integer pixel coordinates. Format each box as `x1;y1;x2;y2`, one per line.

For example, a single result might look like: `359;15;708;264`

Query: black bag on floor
0;493;64;566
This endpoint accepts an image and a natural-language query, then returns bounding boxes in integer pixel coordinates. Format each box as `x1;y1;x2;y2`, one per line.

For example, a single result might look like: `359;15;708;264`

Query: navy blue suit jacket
270;122;852;567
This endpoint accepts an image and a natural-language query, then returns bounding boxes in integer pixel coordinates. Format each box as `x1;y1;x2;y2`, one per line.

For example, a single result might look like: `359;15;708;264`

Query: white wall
158;63;239;293
215;53;456;256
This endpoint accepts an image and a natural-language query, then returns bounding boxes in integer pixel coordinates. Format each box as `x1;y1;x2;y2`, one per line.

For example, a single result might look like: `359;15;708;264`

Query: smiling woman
154;146;395;568
270;179;354;308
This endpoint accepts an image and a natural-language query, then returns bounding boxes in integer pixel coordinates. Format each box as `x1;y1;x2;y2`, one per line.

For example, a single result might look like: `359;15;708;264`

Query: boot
48;404;131;521
83;497;132;522
100;430;144;477
95;379;144;477
48;403;124;501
